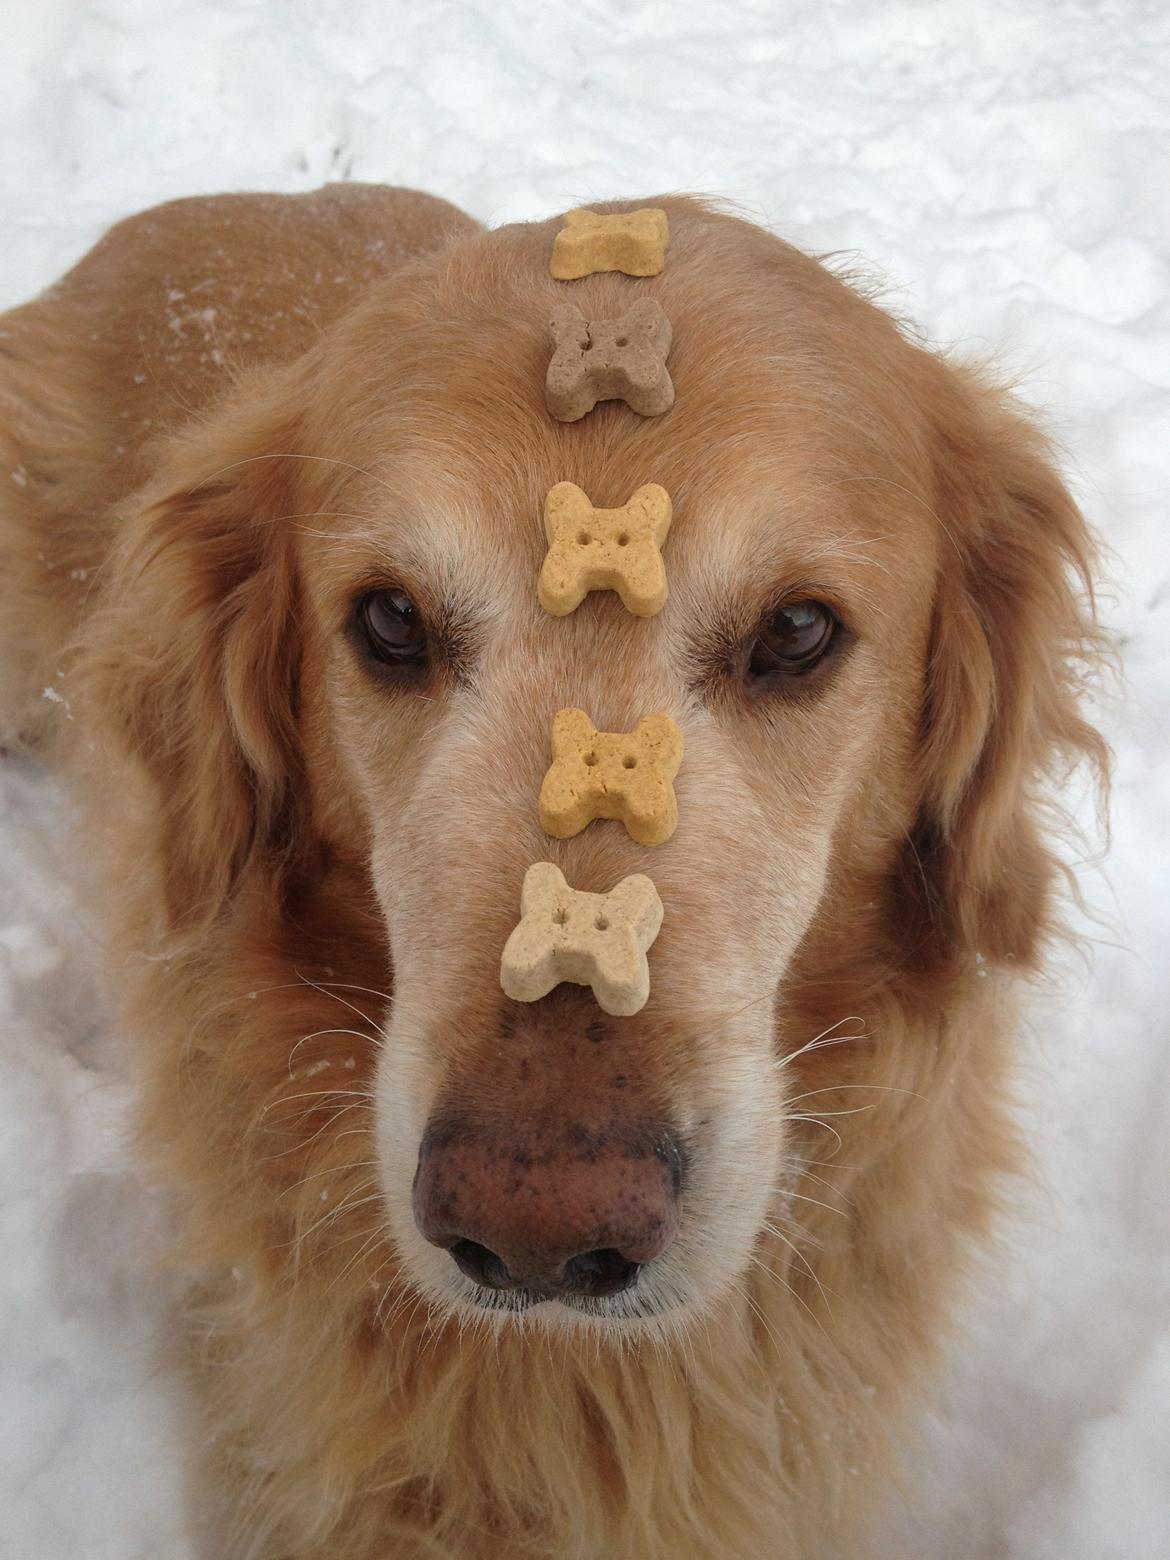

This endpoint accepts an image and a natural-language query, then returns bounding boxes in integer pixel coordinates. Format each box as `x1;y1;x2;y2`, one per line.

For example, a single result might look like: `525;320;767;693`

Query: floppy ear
899;366;1108;970
81;368;315;933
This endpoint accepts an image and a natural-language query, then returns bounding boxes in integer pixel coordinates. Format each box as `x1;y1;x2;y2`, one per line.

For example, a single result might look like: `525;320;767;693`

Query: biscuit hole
615;336;629;347
583;752;599;767
577;531;591;546
552;907;568;926
594;915;610;932
622;755;637;769
616;532;630;547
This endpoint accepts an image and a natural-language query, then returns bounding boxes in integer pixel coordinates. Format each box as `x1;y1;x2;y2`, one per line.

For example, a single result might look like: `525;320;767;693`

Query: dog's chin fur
0;185;1106;1559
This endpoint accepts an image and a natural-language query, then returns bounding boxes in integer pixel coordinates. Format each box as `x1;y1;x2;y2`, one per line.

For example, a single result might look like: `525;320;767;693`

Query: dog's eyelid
760;581;853;635
344;567;428;611
332;571;435;636
691;581;855;658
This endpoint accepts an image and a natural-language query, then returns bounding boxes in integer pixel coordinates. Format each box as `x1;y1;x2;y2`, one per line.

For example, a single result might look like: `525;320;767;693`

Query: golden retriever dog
0;186;1104;1558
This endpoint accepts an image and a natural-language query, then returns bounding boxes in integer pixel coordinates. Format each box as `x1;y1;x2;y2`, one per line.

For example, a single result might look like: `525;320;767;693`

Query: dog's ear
82;367;316;934
897;366;1107;970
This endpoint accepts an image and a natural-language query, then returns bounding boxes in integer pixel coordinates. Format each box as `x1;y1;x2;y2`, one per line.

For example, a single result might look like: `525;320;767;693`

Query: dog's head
88;200;1102;1333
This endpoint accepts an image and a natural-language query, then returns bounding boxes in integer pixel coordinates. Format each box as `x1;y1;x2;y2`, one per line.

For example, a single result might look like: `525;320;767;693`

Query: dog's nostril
449;1238;513;1290
561;1248;640;1298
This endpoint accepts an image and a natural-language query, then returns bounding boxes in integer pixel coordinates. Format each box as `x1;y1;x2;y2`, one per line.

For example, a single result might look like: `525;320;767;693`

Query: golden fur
0;186;1105;1558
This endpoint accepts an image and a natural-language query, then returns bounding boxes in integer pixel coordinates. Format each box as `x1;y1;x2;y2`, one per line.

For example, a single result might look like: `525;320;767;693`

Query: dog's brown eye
356;589;428;667
748;600;837;679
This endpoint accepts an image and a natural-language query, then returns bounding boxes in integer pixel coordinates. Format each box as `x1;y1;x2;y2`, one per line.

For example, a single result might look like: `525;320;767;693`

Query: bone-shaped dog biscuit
500;863;664;1016
540;708;683;847
545;299;674;422
539;481;672;617
550;207;670;280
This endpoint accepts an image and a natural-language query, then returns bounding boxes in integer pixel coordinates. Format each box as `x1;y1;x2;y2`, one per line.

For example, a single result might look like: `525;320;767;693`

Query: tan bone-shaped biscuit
500;863;664;1017
540;708;683;847
538;481;672;617
550;207;670;280
545;298;674;422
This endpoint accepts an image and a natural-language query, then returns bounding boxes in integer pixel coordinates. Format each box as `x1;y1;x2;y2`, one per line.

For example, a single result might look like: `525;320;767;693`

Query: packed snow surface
2;2;1168;1556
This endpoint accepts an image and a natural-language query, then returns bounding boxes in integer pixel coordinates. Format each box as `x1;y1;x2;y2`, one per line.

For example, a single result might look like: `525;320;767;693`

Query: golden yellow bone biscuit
500;862;664;1017
540;708;683;847
538;481;672;617
550;207;670;280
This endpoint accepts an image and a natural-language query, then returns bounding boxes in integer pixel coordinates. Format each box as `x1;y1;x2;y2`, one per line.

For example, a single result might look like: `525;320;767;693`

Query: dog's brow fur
0;185;1106;1559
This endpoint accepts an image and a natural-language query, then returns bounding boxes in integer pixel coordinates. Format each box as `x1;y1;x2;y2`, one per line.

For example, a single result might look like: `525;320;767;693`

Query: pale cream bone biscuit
549;207;670;280
538;481;673;617
500;862;664;1017
539;708;683;848
545;298;675;422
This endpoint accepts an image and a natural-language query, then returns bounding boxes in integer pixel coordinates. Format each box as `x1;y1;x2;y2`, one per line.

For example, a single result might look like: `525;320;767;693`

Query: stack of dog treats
500;207;679;1019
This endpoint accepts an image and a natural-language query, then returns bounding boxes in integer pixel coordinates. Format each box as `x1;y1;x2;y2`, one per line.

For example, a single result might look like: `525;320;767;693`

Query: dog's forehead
313;207;938;619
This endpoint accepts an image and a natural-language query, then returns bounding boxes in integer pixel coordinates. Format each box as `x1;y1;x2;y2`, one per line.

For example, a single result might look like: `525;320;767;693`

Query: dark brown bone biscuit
545;298;674;422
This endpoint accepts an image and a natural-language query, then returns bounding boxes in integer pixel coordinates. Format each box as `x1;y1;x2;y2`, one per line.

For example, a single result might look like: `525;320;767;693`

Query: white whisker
783;1082;923;1106
287;1027;379;1074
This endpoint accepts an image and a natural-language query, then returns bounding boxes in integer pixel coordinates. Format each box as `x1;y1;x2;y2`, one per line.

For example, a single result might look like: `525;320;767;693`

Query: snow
1;1;1168;1555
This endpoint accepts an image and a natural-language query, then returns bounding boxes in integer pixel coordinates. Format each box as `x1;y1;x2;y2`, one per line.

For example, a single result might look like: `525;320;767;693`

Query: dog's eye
748;600;838;680
355;589;429;667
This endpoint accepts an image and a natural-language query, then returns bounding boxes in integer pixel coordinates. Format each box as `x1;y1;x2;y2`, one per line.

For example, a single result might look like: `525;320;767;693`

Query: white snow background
1;2;1167;1556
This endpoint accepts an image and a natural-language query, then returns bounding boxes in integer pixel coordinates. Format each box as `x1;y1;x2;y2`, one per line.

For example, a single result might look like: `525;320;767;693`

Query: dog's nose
412;1118;683;1300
